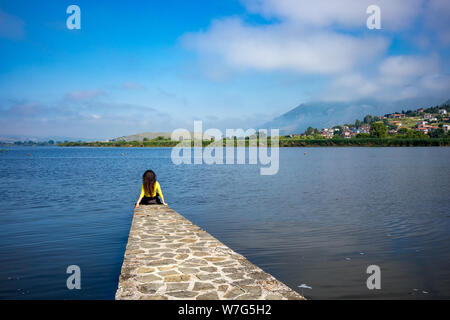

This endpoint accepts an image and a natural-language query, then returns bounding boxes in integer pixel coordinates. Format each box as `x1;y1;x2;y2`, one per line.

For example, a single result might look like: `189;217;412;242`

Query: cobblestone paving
115;205;304;300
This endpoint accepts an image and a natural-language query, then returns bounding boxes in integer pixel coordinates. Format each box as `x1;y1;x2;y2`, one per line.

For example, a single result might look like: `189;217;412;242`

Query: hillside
113;131;211;142
261;99;449;135
113;132;173;142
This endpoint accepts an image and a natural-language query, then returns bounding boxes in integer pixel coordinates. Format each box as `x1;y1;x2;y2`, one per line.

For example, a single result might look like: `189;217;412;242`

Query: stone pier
115;205;304;300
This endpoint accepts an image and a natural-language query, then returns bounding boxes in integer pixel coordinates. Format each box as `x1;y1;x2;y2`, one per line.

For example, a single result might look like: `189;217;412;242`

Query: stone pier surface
115;205;304;300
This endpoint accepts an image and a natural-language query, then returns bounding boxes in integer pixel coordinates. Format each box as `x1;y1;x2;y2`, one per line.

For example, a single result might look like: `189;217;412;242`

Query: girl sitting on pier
135;170;167;207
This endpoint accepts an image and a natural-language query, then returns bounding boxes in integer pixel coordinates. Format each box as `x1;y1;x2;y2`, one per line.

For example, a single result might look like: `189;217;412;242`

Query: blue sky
0;0;449;140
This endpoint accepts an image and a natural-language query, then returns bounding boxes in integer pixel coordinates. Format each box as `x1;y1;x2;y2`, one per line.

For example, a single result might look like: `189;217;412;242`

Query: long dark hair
142;170;156;196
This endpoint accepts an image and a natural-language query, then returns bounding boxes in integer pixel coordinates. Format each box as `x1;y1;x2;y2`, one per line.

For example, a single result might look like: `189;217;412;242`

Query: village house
417;108;424;113
417;121;427;127
389;113;406;119
439;109;448;115
416;127;429;135
355;125;370;134
343;130;355;139
426;125;439;132
443;125;450;133
424;113;432;119
320;128;334;139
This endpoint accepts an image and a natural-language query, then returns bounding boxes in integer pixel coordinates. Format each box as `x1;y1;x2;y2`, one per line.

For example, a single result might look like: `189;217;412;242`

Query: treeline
59;140;180;147
11;140;58;146
58;137;450;148
398;103;450;117
59;138;268;147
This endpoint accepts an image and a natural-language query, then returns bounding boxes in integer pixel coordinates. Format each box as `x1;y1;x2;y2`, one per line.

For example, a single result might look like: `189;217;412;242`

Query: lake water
0;146;449;299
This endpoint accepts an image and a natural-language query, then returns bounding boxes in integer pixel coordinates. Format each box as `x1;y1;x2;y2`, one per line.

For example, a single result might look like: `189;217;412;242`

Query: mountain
261;99;450;135
261;101;376;135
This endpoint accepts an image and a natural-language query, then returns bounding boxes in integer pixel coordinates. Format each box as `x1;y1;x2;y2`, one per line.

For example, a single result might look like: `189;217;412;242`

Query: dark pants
140;195;162;205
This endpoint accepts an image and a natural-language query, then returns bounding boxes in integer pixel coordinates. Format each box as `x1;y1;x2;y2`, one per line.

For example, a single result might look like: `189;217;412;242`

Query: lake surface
0;147;449;299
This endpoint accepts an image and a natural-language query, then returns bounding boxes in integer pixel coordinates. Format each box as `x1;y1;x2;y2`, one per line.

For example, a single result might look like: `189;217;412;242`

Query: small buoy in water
304;152;307;155
121;152;125;156
27;153;31;157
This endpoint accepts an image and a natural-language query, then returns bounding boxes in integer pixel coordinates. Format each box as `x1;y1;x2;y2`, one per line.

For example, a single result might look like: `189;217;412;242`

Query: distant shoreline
3;138;450;148
54;137;450;148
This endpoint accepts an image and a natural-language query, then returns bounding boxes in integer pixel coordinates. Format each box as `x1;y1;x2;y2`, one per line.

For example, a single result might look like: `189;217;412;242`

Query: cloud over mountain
182;0;450;103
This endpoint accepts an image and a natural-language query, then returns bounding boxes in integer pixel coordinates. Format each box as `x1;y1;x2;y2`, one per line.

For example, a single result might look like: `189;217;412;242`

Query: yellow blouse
140;181;165;203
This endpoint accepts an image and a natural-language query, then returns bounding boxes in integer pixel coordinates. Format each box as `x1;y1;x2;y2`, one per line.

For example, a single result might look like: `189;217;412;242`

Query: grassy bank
58;137;450;147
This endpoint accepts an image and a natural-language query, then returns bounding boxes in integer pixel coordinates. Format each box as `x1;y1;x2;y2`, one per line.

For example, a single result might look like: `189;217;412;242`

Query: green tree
370;122;388;138
404;129;426;139
313;133;325;139
429;128;445;138
363;115;373;124
304;127;318;135
333;125;343;137
387;123;397;130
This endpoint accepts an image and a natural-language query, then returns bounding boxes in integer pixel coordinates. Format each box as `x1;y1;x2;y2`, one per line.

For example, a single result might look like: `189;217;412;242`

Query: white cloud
420;73;450;91
0;97;172;139
242;0;424;30
181;0;449;105
182;18;388;74
378;54;441;88
379;55;439;78
333;74;378;96
64;89;105;102
324;54;450;101
424;0;450;45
